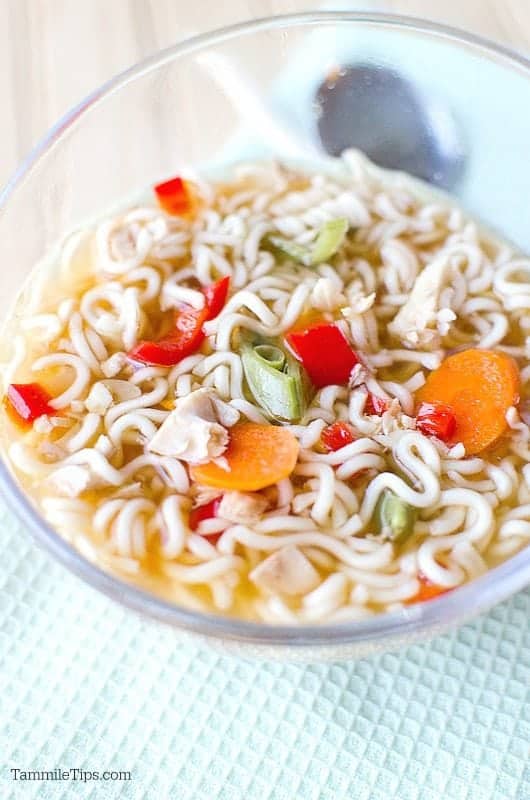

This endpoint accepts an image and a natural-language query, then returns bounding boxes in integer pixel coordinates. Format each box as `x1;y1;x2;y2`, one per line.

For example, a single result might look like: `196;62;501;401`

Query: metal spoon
315;64;465;190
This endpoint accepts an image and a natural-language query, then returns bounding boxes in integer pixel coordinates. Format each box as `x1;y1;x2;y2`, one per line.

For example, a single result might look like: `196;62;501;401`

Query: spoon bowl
315;64;466;190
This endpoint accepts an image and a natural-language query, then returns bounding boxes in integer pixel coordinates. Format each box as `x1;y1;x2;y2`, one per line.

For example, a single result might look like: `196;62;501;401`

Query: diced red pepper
189;497;222;543
416;401;457;442
5;383;54;426
406;573;450;604
285;323;359;388
128;277;229;367
321;421;356;452
130;304;208;366
154;176;192;216
365;393;388;416
203;276;230;321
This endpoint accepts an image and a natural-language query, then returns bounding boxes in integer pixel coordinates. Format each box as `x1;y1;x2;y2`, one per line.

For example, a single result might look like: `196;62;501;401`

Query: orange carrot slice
405;575;450;604
416;349;520;455
191;422;300;491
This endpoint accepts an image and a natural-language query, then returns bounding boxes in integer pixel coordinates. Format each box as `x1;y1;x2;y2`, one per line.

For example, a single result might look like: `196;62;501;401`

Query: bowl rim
1;10;530;647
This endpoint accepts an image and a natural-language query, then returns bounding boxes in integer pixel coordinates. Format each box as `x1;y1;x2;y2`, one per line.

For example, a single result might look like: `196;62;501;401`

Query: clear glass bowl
1;12;530;661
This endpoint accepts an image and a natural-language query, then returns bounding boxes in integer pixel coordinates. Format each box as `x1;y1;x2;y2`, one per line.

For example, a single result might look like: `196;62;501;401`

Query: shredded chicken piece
209;396;240;428
86;379;141;414
380;398;407;435
340;290;376;319
310;277;346;312
388;252;455;347
101;352;128;378
147;388;239;464
190;483;223;507
217;491;269;524
85;383;113;414
33;416;54;434
249;546;320;596
48;464;94;497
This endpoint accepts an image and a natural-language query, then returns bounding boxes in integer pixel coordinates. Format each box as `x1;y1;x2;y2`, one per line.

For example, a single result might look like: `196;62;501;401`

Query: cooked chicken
105;379;142;402
189;483;223;507
101;352;128;378
249;546;320;596
341;290;376;319
217;491;269;524
147;388;239;464
209;395;240;428
310;277;346;312
85;379;141;414
48;464;94;497
388;252;455;347
85;382;113;414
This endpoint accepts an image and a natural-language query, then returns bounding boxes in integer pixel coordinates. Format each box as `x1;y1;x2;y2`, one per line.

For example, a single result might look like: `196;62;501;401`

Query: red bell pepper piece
285;322;359;388
416;401;457;442
321;421;356;452
189;497;221;530
406;573;450;604
154;176;192;216
129;277;230;367
189;497;222;543
203;276;230;321
365;393;388;416
6;383;54;426
130;305;208;366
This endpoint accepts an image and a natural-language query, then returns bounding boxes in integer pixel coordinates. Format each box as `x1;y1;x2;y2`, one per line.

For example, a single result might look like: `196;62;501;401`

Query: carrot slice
190;422;299;491
416;349;520;455
405;574;450;604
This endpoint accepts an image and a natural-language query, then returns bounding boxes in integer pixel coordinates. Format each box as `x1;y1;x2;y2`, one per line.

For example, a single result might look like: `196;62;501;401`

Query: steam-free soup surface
2;152;530;623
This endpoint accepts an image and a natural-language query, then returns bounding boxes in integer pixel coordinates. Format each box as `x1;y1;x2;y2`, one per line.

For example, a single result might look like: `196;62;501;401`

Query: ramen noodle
2;151;530;623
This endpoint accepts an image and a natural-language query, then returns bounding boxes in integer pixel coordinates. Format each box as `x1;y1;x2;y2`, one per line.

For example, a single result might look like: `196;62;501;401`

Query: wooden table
1;0;529;187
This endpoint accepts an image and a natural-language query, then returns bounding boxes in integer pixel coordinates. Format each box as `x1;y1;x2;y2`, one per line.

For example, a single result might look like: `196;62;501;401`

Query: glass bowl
1;12;530;661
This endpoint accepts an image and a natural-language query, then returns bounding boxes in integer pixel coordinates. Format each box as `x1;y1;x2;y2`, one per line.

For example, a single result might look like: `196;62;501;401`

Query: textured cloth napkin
1;497;529;800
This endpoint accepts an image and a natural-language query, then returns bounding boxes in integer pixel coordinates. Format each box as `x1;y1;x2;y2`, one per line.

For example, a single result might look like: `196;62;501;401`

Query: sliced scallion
264;217;349;267
310;217;349;265
241;340;311;422
374;490;417;546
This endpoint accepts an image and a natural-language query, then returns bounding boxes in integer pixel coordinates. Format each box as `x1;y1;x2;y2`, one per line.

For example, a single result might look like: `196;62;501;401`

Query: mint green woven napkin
1;497;528;800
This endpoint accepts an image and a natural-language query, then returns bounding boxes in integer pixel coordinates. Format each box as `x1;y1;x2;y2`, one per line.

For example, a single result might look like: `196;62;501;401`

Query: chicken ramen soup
2;151;530;623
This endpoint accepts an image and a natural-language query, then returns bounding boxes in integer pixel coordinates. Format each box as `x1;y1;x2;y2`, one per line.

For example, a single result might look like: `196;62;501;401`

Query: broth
2;151;530;623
